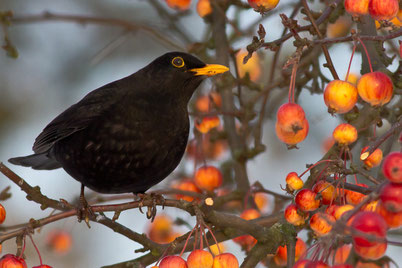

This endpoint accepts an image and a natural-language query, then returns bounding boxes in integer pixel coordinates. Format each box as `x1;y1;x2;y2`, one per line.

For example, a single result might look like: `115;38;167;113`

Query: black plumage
9;52;228;194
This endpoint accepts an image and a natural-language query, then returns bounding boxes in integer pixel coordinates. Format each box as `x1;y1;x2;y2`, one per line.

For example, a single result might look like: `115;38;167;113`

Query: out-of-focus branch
301;0;339;80
147;0;192;44
11;11;184;50
210;1;250;193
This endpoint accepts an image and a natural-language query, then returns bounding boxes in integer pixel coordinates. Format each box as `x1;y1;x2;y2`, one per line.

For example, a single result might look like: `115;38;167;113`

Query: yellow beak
190;64;229;77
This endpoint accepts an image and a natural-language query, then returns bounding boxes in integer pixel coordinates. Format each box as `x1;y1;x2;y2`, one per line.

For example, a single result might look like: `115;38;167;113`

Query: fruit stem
288;62;298;103
358;37;373;73
17;235;26;259
345;42;356;82
179;224;197;257
200;227;211;253
298;159;336;178
28;234;43;265
199;227;203;249
204;223;221;255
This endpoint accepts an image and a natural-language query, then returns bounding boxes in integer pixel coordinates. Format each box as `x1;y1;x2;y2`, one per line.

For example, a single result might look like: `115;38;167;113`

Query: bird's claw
77;193;94;228
136;193;165;222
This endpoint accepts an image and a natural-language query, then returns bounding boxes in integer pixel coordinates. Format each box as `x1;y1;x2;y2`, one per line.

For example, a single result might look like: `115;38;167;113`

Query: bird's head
140;52;229;102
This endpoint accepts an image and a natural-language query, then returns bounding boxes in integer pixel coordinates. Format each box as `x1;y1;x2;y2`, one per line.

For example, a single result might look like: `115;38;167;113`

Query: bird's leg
77;184;94;228
136;192;165;222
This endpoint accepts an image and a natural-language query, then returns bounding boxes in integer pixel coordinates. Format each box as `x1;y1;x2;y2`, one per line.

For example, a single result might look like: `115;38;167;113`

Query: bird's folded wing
33;82;121;154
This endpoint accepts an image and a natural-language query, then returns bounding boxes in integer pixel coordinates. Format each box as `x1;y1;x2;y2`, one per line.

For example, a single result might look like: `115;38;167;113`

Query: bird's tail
8;153;61;170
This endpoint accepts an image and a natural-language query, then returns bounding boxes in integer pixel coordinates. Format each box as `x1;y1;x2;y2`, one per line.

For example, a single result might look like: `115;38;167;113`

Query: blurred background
0;0;400;267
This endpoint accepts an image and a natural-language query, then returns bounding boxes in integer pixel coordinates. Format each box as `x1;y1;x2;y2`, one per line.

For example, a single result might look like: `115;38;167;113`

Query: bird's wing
33;82;121;154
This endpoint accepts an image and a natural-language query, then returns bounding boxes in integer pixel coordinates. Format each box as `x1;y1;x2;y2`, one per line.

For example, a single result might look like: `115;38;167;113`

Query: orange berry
324;80;358;114
254;192;269;212
276;103;306;133
325;204;339;217
240;208;260;220
284;203;309;226
194;166;223;191
286;172;304;192
196;0;212;18
275;103;309;145
345;183;368;205
186;137;227;160
46;230;72;255
360;147;383;169
376;202;402;228
344;0;369;16
354;242;387;260
309;212;335;236
172;180;201;202
233;209;260;250
235;49;261;82
368;0;399;20
165;0;191;11
334;204;355;220
275;118;309;146
202;139;227;160
346;73;359;85
332;123;357;145
0;203;5;224
326;16;352;38
312;180;337;205
147;214;178;244
187;249;213;268
32;266;52;268
160;256;187;268
0;254;27;268
295;189;320;212
361;200;379;212
195;93;222;113
216;188;242;210
274;237;307;266
333;244;352;265
357;72;393;106
248;0;279;11
209;243;225;255
195;116;220;134
382;152;402;183
212;253;239;268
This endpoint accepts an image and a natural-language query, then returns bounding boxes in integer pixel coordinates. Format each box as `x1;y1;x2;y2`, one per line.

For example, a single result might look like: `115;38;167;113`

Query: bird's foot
77;185;94;228
137;193;165;222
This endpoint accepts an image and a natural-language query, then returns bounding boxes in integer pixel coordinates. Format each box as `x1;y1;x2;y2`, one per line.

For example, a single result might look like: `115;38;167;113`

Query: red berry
382;152;402;183
350;211;388;247
0;254;27;268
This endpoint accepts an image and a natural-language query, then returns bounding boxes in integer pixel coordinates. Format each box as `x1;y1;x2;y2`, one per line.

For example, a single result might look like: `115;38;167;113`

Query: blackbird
9;52;229;195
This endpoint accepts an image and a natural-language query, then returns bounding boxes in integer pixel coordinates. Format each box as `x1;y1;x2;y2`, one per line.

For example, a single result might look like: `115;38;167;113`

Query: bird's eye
171;57;185;68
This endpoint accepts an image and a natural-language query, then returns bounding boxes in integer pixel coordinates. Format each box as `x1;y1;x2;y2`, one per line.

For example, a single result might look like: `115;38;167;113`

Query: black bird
9;52;228;195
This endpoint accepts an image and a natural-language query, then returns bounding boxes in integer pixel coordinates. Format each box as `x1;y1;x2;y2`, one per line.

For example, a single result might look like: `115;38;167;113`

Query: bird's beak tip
190;64;229;77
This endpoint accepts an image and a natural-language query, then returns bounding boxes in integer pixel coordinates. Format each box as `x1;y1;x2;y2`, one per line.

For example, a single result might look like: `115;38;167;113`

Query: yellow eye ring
172;57;185;68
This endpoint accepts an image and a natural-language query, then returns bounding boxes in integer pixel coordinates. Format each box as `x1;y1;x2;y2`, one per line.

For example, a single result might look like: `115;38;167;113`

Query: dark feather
9;153;61;170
